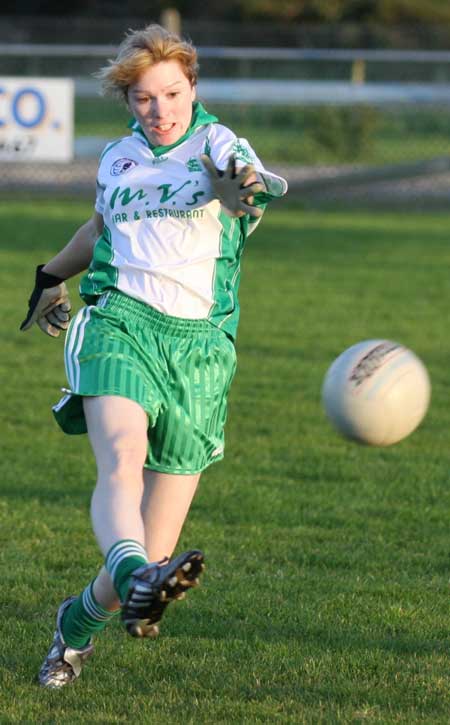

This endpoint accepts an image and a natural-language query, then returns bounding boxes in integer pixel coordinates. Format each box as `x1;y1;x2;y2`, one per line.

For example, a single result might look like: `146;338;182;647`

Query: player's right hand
20;265;72;338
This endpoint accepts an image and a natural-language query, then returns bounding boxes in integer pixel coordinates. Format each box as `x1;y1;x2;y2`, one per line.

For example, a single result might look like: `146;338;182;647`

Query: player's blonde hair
96;24;199;101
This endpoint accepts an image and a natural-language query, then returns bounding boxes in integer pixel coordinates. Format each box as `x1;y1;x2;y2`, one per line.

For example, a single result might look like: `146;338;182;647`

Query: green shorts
53;291;237;474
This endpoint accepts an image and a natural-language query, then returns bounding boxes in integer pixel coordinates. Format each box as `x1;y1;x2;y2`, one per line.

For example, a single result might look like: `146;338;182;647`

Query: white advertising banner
0;77;73;162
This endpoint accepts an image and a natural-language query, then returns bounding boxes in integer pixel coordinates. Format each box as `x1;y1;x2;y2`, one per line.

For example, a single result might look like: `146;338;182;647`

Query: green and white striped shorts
53;291;237;474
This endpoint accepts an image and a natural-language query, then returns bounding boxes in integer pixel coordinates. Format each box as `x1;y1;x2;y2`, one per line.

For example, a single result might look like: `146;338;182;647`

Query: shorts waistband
97;291;218;337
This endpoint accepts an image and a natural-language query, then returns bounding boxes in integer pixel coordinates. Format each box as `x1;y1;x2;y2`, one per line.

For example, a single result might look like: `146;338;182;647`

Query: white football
322;339;431;446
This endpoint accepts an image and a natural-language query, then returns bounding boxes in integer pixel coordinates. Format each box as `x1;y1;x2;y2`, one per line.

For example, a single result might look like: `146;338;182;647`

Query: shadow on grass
0;482;92;507
161;606;450;659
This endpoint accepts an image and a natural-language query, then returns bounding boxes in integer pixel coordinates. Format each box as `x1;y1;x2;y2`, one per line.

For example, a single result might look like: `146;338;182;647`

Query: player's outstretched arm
200;154;264;217
20;212;104;338
42;212;104;281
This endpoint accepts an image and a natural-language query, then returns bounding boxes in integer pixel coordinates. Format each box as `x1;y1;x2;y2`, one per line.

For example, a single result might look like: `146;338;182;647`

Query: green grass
1;201;450;722
75;98;450;165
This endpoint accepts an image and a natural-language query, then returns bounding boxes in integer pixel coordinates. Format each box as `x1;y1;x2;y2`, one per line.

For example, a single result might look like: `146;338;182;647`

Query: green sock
105;539;149;602
61;580;119;650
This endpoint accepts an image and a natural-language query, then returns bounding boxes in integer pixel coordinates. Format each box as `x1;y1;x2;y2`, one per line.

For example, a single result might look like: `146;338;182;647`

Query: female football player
21;23;287;688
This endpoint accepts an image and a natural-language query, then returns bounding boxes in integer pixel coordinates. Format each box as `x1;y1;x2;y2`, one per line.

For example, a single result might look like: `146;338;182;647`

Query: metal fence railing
1;45;450;206
3;44;450;82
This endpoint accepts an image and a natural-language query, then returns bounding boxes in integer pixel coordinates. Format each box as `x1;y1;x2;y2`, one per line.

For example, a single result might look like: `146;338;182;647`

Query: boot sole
123;550;205;638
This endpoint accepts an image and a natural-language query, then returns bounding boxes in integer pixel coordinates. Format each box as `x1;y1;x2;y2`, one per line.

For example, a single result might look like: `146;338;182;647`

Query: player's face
128;60;196;147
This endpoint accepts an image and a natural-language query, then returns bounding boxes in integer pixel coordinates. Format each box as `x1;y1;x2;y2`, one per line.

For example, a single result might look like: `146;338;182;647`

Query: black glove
201;154;265;217
20;265;72;338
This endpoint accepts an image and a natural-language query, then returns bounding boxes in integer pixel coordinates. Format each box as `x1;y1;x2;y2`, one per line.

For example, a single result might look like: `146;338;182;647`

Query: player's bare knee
95;436;147;480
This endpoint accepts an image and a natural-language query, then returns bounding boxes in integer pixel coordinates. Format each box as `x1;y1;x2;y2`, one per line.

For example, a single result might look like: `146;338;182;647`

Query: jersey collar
128;102;218;157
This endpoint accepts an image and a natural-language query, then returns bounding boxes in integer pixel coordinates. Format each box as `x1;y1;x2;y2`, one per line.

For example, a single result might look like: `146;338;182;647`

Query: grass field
1;201;450;723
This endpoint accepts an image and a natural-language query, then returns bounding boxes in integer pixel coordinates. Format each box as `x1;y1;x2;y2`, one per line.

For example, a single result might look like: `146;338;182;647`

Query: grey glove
201;153;265;217
20;265;72;338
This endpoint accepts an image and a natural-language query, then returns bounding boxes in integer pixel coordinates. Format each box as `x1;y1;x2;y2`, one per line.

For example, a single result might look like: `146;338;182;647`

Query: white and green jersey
80;102;287;340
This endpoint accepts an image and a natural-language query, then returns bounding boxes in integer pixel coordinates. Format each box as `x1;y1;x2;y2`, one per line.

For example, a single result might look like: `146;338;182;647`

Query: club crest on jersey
110;158;138;176
186;156;202;172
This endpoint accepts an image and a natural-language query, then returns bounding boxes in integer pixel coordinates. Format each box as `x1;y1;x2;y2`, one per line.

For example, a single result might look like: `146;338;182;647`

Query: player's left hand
201;153;265;217
20;265;72;338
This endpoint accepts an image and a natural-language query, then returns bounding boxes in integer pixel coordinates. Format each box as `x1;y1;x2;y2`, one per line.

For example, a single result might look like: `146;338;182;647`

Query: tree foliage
238;0;450;23
3;0;450;22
